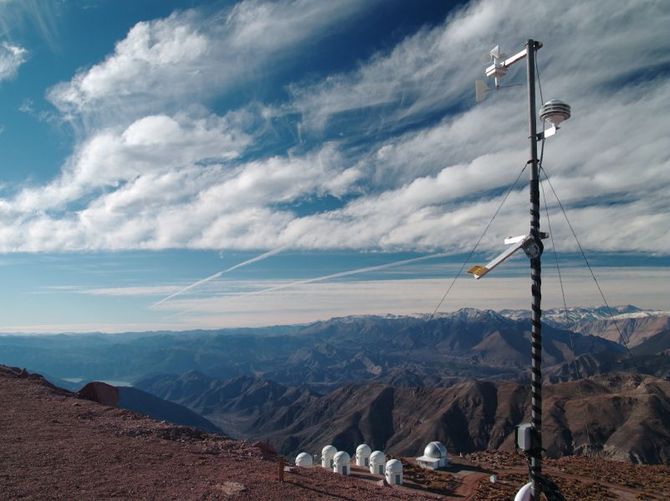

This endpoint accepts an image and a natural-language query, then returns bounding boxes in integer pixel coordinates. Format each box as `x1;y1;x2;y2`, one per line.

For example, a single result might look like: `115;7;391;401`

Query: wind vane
469;40;571;501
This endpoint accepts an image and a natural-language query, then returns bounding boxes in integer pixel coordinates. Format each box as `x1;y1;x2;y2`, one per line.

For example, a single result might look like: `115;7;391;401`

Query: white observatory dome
321;445;337;469
424;441;447;459
369;450;386;475
385;459;402;473
385;459;403;485
355;443;371;467
333;451;351;475
417;441;449;470
295;452;313;467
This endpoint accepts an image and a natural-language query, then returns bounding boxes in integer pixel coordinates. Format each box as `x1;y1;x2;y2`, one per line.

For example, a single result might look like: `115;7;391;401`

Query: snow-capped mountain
499;305;670;347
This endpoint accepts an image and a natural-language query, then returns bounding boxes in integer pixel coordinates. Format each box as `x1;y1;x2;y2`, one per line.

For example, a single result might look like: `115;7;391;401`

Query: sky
0;0;668;333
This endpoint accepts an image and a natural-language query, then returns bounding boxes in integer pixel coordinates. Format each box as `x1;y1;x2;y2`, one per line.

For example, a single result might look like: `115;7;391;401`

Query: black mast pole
526;39;543;499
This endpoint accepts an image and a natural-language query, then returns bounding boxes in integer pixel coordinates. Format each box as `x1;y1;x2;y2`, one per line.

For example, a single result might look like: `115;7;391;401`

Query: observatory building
321;445;337;469
416;441;449;470
355;444;371;467
369;450;386;475
333;451;351;475
385;459;403;485
295;452;313;467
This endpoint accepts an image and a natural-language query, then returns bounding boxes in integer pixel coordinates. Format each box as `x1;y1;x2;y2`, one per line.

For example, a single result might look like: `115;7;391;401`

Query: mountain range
3;305;669;466
136;370;670;464
500;305;670;348
6;364;668;499
1;307;649;389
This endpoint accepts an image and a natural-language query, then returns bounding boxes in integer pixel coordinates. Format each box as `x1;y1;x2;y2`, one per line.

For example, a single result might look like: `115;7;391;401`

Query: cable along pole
526;38;544;500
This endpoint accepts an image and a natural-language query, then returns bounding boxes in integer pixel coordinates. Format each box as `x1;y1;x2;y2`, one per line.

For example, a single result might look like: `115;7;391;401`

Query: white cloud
276;0;670;252
288;0;670;134
0;42;27;80
12;111;252;213
47;0;376;128
18;98;34;113
0;117;356;251
1;0;669;257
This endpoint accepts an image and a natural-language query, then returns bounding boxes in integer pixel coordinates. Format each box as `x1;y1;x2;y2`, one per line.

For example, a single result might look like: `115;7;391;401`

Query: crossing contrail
237;252;450;298
153;247;286;307
165;252;453;313
156;251;451;317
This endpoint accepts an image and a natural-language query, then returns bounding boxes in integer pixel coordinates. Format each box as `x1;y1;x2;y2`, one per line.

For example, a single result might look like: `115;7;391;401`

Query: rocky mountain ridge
78;381;224;434
500;305;670;347
137;370;670;465
0;307;630;390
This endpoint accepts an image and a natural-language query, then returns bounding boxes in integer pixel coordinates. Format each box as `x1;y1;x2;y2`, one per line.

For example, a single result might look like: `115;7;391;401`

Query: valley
2;306;669;469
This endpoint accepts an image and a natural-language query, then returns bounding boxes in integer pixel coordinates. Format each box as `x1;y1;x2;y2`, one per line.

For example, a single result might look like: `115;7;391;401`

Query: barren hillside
0;365;437;500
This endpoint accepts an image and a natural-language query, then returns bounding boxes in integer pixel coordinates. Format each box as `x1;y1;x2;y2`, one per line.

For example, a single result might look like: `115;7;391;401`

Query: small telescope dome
355;444;371;467
385;459;403;473
333;451;350;464
369;450;386;475
385;459;404;485
322;445;337;457
295;452;313;467
333;451;351;475
321;445;337;469
356;444;371;455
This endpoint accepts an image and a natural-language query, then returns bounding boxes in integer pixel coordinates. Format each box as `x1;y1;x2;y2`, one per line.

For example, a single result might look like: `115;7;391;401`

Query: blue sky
0;0;668;332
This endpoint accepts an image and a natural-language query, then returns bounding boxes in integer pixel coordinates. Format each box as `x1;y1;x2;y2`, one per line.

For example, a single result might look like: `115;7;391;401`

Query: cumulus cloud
12;111;253;213
47;0;376;128
0;42;27;80
1;0;669;256
0;115;354;251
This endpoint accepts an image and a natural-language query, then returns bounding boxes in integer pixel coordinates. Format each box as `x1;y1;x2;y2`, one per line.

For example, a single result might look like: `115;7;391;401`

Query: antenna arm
503;47;529;69
467;235;533;279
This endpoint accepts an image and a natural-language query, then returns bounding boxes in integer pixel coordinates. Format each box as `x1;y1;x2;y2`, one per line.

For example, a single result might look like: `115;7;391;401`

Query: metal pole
526;39;543;500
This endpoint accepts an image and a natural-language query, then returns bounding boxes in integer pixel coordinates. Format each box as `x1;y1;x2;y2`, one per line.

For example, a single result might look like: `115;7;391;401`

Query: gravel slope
0;366;439;500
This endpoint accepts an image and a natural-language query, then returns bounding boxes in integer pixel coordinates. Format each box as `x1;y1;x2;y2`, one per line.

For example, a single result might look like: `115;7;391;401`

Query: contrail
224;246;286;273
157;251;451;317
239;252;450;298
158;251;452;320
153;247;286;307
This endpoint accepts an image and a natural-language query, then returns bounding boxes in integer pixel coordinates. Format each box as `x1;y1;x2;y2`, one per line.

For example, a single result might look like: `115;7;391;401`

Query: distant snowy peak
499;305;668;327
316;308;508;325
311;306;667;330
438;308;507;323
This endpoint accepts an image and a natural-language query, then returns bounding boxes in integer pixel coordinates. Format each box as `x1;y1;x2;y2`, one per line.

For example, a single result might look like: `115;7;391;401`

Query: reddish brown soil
0;366;439;500
3;366;668;500
467;451;670;500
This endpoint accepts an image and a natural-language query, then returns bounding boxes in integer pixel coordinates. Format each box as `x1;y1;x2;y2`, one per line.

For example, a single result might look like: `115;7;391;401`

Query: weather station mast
469;40;571;501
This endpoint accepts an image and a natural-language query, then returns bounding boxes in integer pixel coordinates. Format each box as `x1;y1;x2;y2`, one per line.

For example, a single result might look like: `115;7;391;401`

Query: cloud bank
1;0;669;255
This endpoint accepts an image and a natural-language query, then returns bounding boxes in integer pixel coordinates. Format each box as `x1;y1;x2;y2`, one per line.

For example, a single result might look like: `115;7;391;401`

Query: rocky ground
2;365;669;500
466;451;670;500
0;366;438;500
